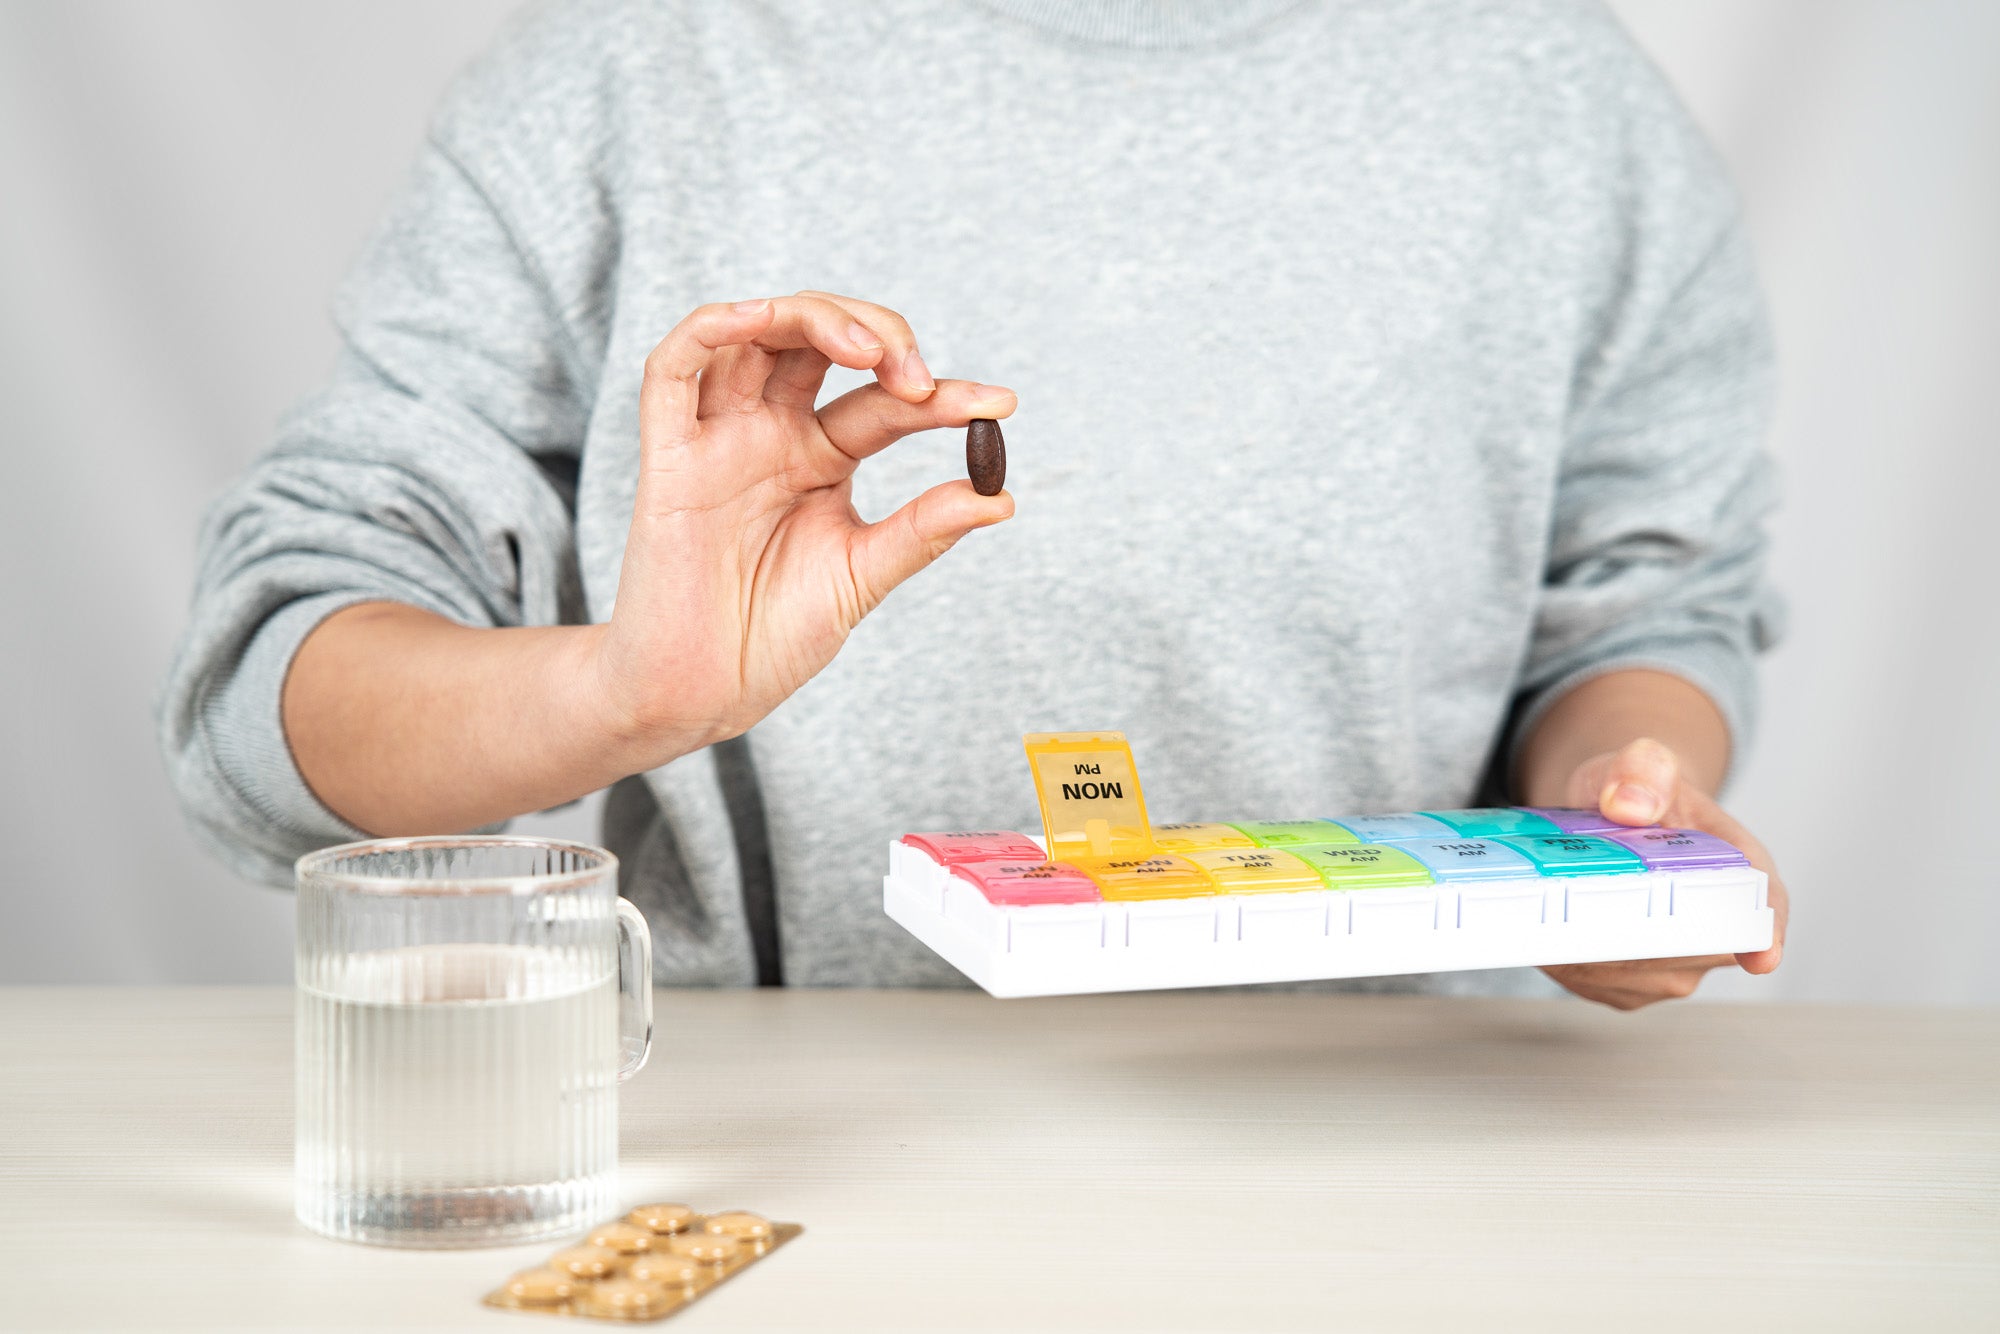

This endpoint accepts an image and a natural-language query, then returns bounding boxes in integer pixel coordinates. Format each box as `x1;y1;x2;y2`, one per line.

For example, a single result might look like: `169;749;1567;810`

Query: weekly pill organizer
884;732;1772;998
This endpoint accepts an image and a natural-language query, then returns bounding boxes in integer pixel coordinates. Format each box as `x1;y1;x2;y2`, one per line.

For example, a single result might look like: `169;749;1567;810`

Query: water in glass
293;837;649;1248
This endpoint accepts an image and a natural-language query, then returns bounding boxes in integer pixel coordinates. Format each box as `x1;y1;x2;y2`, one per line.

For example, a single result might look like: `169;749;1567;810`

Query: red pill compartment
950;859;1102;905
900;831;1045;865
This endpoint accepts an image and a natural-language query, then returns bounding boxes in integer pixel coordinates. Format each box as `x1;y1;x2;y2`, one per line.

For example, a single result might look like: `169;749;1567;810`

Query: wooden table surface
0;988;1994;1332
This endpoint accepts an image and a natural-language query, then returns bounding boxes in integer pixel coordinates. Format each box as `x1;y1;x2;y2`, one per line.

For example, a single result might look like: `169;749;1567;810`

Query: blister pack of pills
484;1205;801;1322
885;732;1772;997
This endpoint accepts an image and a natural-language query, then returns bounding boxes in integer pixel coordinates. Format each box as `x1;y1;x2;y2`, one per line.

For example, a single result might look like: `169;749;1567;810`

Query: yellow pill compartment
1152;822;1257;852
1023;731;1155;861
1183;848;1322;893
1078;854;1216;900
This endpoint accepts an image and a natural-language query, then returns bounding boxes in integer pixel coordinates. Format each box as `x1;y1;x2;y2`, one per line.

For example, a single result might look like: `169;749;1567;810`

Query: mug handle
614;897;654;1080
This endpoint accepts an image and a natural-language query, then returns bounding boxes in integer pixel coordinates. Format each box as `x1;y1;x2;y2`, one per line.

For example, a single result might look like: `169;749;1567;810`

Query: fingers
1543;956;1735;1011
640;299;784;447
816;380;1018;461
1595;736;1679;825
1561;736;1790;986
792;291;935;402
693;296;896;418
644;294;937;434
844;480;1013;618
1737;881;1787;971
762;347;836;411
761;290;937;410
1728;811;1788;972
1668;791;1788;975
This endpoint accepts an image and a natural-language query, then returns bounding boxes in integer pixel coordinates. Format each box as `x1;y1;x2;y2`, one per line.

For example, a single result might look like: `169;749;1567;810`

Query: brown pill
667;1232;743;1264
702;1210;773;1241
628;1202;697;1234
628;1252;705;1286
548;1244;620;1280
966;418;1006;496
588;1221;656;1254
502;1268;575;1306
583;1278;674;1319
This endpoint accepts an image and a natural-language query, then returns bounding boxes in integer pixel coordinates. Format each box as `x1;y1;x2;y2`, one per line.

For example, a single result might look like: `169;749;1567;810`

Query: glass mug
294;837;651;1247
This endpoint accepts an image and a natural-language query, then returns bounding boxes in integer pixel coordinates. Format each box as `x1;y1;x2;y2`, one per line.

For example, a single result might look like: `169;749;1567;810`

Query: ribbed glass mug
294;837;651;1247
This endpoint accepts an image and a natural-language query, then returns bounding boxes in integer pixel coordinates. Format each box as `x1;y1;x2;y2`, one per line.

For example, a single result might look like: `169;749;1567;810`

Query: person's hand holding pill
590;292;1017;755
280;293;1014;837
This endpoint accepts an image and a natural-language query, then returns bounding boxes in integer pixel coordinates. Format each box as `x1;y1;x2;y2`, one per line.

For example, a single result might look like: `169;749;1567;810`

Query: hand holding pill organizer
885;732;1773;998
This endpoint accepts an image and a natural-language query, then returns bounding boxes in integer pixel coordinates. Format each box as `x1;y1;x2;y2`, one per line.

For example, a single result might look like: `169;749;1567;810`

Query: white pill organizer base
884;839;1772;999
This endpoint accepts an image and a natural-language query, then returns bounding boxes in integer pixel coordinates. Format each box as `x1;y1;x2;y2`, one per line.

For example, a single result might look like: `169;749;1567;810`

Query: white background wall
1;1;1994;999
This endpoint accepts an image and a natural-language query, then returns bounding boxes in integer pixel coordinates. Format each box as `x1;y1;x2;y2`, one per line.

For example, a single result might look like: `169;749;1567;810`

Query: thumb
845;480;1013;618
1596;737;1678;826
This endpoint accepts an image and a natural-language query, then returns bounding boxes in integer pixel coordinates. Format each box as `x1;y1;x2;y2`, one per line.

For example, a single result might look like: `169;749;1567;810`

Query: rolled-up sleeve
1508;135;1783;789
159;133;589;885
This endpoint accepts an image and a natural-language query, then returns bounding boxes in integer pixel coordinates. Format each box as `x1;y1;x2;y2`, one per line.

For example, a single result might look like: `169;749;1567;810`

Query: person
161;0;1787;1009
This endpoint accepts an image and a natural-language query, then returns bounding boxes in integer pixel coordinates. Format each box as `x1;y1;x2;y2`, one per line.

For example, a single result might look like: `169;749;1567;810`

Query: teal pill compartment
1420;808;1563;838
1491;834;1647;877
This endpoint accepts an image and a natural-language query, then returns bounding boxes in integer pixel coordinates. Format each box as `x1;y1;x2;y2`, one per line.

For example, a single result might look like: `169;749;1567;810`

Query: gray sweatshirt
160;0;1778;992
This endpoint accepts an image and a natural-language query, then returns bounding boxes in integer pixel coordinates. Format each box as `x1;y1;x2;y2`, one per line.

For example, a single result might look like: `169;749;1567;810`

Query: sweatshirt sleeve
158;130;593;886
1506;68;1784;791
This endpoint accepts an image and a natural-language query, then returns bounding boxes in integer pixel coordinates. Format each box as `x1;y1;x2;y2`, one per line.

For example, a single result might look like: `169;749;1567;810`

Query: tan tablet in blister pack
484;1205;801;1322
